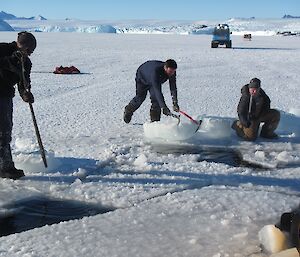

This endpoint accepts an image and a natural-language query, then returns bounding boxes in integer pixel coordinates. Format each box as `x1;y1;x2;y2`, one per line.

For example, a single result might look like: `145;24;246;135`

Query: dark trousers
0;97;14;171
127;81;161;121
234;109;280;141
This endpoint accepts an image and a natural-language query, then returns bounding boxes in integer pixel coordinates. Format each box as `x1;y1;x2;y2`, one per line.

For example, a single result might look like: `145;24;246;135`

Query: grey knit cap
249;78;261;88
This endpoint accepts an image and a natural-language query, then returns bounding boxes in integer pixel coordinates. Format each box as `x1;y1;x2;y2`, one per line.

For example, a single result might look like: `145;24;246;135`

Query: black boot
123;104;135;123
150;109;161;122
260;130;278;139
0;167;25;180
260;110;280;139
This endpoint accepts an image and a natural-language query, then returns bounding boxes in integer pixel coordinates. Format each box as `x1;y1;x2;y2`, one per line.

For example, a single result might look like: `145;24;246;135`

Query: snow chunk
258;225;288;254
144;114;232;143
13;138;61;172
73;168;88;180
133;154;148;168
254;150;265;160
144;115;199;141
197;116;232;140
289;108;300;117
242;151;278;169
15;138;38;152
277;151;300;163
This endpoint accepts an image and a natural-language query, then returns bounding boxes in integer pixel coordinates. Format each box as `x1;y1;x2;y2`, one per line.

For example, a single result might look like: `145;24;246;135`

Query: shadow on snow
232;47;297;51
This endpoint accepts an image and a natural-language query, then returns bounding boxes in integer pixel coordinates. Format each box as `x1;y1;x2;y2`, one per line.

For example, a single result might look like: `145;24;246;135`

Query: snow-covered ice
0;29;299;257
2;18;300;35
144;114;231;142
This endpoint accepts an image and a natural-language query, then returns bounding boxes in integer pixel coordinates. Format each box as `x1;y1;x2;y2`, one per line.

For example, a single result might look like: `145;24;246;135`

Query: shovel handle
179;110;200;125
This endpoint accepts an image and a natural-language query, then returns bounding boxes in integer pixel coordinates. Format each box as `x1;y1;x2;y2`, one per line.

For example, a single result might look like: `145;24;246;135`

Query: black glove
21;91;34;103
162;107;171;116
173;102;180;112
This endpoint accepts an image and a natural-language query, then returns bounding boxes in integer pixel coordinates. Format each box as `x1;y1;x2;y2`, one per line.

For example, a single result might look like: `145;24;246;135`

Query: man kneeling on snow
232;78;280;141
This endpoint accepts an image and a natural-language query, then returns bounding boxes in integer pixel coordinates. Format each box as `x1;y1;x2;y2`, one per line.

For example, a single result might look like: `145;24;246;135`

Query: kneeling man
232;78;280;141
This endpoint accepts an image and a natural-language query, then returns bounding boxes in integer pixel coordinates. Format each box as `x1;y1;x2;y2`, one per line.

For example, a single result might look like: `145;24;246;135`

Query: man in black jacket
232;78;280;141
123;59;179;123
0;31;36;179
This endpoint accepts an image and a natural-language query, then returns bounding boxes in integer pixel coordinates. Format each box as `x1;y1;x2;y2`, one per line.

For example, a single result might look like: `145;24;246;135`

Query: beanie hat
17;31;37;53
249;78;261;88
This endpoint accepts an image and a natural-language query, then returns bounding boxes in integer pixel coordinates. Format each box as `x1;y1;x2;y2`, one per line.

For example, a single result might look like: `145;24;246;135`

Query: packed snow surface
0;31;299;256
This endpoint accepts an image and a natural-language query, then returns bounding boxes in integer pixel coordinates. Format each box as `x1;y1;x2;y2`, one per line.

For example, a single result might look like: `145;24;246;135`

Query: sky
1;0;300;20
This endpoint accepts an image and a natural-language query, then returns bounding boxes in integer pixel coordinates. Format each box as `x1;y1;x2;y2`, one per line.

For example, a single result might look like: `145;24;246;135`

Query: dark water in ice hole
0;196;115;237
152;144;268;169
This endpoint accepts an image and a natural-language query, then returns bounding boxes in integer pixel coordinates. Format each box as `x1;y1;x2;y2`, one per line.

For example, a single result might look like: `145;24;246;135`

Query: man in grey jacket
123;59;179;123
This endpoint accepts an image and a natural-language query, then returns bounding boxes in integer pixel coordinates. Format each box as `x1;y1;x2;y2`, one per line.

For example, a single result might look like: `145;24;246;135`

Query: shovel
170;110;202;132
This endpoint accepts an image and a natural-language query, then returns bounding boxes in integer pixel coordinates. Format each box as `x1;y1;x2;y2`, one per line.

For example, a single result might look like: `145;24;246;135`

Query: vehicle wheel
226;41;232;48
211;42;218;48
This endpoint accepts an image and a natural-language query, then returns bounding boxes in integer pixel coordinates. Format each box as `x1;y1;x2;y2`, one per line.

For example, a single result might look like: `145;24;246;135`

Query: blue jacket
135;60;177;108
